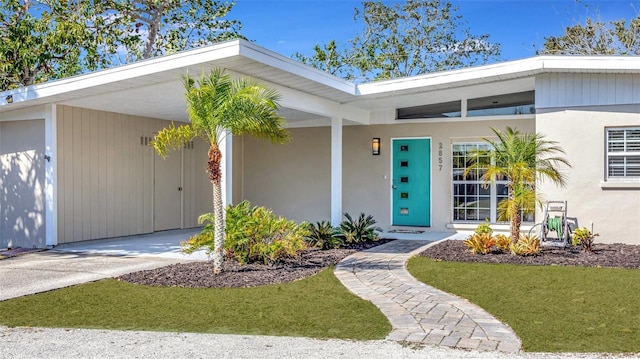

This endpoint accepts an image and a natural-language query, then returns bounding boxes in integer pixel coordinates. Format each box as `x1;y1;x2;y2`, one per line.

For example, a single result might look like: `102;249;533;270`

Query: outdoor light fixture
372;138;380;155
5;95;13;104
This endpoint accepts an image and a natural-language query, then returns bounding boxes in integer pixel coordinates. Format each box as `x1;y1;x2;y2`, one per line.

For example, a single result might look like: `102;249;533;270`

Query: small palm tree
466;127;571;243
152;68;290;274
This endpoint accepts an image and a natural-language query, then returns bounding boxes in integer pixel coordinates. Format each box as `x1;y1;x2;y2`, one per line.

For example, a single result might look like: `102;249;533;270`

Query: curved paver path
335;240;522;353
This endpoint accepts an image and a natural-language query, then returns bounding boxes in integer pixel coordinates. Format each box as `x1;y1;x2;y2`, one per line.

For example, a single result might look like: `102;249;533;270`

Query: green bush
474;221;493;235
571;227;599;253
336;213;380;244
510;234;540;256
463;232;495;254
181;201;309;264
304;221;343;249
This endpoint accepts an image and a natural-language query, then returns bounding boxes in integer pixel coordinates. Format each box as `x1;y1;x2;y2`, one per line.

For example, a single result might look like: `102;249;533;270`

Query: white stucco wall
536;105;640;245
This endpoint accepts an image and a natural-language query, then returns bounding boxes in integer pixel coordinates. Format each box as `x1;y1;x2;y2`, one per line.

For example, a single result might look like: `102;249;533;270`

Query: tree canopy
0;0;242;91
539;16;640;55
294;0;501;82
106;0;243;63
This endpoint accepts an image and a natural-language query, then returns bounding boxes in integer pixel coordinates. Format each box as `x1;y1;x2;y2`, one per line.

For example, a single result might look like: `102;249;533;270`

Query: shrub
304;221;343;249
510;234;540;256
463;232;495;255
181;212;216;255
181;201;309;265
494;234;511;252
475;221;493;235
571;227;599;253
336;212;379;244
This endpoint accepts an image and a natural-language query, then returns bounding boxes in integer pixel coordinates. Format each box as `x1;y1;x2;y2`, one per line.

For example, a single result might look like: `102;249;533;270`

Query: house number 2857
438;142;443;171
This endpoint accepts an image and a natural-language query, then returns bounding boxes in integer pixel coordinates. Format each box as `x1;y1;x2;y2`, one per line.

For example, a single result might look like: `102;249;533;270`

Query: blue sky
232;0;639;62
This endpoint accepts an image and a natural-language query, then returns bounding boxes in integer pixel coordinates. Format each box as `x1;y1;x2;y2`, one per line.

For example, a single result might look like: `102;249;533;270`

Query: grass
0;268;390;340
407;257;640;353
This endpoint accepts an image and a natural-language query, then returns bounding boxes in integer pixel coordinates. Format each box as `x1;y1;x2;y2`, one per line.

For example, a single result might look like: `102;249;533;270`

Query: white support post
220;132;233;208
331;117;343;226
44;104;58;246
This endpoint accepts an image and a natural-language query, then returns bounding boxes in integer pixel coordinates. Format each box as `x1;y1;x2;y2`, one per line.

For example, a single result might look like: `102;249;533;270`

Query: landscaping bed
420;239;640;269
118;240;393;288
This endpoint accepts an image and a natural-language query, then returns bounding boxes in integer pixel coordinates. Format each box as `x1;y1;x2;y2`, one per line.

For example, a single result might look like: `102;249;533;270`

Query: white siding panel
537;73;640;109
619;74;633;104
556;73;566;107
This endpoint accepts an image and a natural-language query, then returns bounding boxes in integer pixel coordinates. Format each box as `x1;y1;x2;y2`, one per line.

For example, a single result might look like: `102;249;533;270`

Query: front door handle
178;187;183;191
392;185;397;189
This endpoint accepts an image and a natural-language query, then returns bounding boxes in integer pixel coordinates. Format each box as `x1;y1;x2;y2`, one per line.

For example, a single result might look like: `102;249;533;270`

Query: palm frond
150;122;197;158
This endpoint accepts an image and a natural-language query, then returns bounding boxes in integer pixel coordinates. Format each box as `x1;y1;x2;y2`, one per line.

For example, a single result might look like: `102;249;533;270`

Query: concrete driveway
0;229;208;301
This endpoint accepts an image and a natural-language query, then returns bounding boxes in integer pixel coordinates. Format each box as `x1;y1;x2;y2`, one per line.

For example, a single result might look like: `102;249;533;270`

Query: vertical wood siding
56;105;210;243
536;73;640;109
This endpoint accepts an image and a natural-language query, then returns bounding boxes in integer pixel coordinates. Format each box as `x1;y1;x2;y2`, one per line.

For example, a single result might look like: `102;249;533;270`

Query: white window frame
451;142;507;223
452;142;535;224
606;127;640;181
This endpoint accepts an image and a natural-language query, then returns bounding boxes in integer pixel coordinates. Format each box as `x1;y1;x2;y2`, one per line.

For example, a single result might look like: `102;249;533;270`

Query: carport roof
0;39;357;122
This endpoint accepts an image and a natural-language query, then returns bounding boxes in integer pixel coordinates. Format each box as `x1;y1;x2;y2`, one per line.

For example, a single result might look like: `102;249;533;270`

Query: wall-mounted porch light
5;95;13;104
372;138;380;155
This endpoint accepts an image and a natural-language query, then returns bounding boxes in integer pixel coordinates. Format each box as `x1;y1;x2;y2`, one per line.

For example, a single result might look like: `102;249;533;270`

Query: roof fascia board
1;40;243;106
356;56;640;97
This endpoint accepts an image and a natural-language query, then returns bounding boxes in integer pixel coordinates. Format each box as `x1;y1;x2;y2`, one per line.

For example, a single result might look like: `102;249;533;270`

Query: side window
606;128;640;179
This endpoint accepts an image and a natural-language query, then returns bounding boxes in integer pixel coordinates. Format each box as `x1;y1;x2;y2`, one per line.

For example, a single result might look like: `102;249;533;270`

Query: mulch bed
419;240;640;269
118;240;394;288
118;238;640;289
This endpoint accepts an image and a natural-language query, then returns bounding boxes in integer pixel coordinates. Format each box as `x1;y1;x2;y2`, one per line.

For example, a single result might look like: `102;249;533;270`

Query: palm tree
465;127;571;243
151;68;290;274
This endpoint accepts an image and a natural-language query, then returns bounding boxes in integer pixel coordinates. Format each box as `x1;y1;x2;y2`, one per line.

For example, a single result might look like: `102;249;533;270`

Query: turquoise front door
392;138;431;226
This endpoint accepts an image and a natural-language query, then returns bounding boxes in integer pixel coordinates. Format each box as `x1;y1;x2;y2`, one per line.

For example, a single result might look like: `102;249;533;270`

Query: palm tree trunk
511;208;522;244
208;144;224;275
212;178;224;274
508;185;521;244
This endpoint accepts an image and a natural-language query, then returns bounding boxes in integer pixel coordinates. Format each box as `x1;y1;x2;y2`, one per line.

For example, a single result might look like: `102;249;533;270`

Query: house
1;39;639;249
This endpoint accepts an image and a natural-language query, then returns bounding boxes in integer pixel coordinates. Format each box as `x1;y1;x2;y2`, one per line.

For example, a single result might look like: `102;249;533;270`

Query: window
397;101;461;119
452;142;532;223
467;91;535;117
606;128;640;179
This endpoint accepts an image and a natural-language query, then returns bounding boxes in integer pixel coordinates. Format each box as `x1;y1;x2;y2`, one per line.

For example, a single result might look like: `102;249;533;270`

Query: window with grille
606;128;640;179
452;142;533;223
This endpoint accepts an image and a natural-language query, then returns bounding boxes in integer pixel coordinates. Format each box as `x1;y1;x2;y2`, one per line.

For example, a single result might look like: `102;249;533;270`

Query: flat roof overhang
2;41;639;124
0;40;358;123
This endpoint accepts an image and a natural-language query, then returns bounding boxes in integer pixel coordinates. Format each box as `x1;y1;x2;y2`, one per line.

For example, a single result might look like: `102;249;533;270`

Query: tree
0;0;243;91
0;0;117;89
539;16;640;55
294;0;501;82
465;127;571;243
105;0;243;63
151;69;290;274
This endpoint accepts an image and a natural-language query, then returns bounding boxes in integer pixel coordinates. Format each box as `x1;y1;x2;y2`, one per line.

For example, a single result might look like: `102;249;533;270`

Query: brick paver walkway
335;240;522;353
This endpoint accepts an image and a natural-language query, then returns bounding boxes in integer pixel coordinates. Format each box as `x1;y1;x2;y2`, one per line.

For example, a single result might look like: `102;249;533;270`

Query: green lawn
407;257;640;353
0;268;390;340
